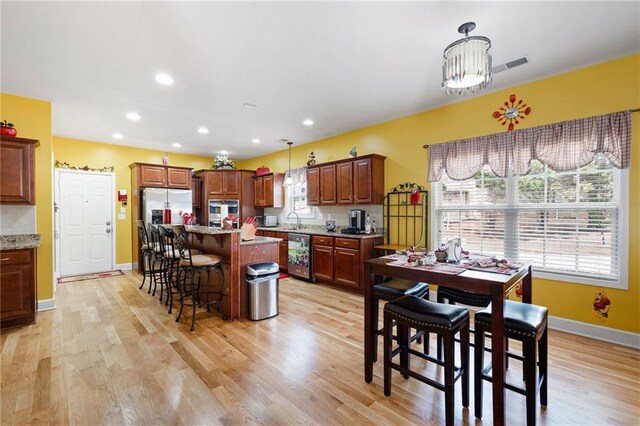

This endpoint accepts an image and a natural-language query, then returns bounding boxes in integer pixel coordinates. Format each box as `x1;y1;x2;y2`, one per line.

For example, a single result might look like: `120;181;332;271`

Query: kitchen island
185;225;281;320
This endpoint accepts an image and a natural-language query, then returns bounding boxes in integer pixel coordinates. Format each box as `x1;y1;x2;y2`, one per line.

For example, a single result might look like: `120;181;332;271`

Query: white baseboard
116;262;133;271
37;298;56;311
548;316;640;349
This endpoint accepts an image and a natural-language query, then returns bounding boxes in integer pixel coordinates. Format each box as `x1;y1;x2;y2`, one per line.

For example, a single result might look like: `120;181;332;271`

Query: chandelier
442;22;492;95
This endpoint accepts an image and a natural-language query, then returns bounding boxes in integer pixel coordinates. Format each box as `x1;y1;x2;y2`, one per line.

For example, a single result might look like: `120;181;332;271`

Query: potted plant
212;155;236;169
0;120;17;137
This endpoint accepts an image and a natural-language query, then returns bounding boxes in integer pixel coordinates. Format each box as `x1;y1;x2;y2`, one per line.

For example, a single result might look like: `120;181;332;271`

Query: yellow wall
239;54;640;333
1;93;55;300
53;137;212;265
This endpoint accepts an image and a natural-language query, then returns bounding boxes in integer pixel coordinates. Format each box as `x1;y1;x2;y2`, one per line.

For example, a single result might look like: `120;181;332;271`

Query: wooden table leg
522;265;533;304
364;264;374;383
491;285;506;426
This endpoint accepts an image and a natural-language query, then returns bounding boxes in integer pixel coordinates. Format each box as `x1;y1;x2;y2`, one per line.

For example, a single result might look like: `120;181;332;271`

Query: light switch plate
118;214;126;220
120;207;126;213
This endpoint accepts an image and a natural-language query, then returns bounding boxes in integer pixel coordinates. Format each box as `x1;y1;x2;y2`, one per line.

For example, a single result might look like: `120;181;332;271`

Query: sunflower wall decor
492;94;532;131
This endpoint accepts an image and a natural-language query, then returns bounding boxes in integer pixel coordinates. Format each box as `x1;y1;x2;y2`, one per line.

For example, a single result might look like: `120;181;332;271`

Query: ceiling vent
492;56;530;74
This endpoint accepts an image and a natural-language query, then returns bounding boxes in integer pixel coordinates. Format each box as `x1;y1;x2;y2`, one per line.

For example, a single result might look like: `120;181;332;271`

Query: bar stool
147;224;168;300
474;301;548;426
136;220;154;292
372;279;430;362
173;225;226;331
383;295;470;426
436;286;493;360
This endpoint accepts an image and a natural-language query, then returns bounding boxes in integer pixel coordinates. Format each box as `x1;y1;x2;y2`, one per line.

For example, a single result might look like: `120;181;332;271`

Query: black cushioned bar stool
384;296;470;426
372;279;430;362
474;300;548;426
436;286;494;360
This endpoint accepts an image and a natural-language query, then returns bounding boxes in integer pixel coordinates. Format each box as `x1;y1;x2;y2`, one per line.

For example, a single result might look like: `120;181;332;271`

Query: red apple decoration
0;120;17;137
256;165;270;176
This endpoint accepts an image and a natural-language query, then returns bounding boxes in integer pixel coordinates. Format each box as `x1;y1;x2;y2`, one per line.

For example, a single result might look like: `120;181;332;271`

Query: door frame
54;169;116;289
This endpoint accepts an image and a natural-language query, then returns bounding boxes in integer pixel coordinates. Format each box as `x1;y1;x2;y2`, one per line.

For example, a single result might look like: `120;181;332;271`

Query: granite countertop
257;226;385;240
241;236;282;246
0;234;41;250
185;225;241;235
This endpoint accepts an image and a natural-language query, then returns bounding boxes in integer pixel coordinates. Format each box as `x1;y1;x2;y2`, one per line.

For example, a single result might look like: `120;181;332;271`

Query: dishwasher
288;233;313;281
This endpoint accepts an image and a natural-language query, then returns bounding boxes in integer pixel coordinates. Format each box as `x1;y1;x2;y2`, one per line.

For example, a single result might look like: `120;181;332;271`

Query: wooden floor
2;271;639;425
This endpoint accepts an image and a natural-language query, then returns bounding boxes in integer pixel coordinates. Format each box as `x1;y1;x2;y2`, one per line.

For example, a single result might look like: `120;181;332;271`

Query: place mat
58;270;124;284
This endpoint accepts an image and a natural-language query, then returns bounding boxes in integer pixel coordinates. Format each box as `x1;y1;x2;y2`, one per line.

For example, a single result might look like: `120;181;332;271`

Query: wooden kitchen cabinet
336;161;353;204
134;164;192;189
205;170;240;196
0;136;38;205
334;247;359;289
306;167;321;205
139;164;167;187
167;168;191;188
191;177;201;208
306;154;385;206
253;173;284;208
312;244;334;282
276;232;289;271
0;248;36;328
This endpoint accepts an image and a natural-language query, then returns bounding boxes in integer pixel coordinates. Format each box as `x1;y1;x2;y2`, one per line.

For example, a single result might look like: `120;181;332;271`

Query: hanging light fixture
442;22;492;95
284;141;294;186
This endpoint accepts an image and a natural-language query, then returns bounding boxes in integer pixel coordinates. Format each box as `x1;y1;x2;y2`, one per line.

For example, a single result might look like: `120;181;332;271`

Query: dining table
363;255;533;426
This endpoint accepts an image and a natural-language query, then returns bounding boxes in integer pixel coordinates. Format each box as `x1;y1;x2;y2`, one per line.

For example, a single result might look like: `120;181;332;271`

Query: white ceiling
2;2;639;159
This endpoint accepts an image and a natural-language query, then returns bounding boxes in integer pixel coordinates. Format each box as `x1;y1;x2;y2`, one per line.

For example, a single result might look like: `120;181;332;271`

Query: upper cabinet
132;163;192;189
307;154;386;206
253;173;284;208
191;177;201;208
0;136;38;205
204;170;240;196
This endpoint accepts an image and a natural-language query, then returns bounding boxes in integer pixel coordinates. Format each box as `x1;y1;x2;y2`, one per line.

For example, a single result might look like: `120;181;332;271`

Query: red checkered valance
428;111;632;182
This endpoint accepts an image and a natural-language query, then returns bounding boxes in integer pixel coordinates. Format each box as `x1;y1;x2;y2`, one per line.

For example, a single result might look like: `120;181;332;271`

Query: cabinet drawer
313;235;333;246
334;238;359;250
264;231;276;238
0;250;32;266
275;232;288;240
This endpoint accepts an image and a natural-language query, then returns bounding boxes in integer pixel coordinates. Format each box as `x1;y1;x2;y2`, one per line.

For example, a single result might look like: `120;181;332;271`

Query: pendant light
442;22;492;95
284;141;294;186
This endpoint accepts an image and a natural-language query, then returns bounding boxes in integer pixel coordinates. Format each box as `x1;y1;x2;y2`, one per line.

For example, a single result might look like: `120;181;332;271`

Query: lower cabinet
312;236;362;290
312;244;334;282
276;232;289;271
0;248;36;328
334;247;359;289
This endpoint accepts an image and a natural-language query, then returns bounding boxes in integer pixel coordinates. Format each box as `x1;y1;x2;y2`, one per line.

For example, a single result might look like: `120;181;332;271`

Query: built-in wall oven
208;199;240;228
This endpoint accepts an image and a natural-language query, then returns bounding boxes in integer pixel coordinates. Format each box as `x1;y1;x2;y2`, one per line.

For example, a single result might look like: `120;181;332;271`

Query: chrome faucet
287;211;300;230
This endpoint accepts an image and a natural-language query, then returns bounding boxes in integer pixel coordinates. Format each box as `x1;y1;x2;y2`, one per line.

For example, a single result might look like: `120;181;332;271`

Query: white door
59;170;114;276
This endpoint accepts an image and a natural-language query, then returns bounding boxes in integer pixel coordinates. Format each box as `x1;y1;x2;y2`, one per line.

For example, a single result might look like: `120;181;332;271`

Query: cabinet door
254;177;264;207
167;168;191;188
263;174;274;207
312;245;334;282
191;178;201;207
0;140;35;204
353;157;373;204
334;247;360;289
320;165;337;205
336;161;354;204
207;171;224;195
140;165;167;187
278;240;288;270
0;263;35;324
306;167;320;206
224;171;240;195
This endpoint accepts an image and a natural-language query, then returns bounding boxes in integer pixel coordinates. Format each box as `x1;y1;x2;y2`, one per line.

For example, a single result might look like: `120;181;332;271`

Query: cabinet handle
1;258;10;261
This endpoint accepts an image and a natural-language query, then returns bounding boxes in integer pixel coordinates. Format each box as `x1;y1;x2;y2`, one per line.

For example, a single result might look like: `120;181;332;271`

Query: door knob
106;221;111;226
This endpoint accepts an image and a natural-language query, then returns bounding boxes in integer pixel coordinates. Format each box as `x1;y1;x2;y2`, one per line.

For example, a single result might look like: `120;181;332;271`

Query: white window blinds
433;154;627;287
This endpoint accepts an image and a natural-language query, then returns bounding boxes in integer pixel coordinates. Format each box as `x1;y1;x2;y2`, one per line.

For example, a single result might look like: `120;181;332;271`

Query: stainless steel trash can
246;262;280;320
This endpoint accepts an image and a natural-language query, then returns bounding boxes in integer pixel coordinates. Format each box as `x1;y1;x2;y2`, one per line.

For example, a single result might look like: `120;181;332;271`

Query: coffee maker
341;209;367;234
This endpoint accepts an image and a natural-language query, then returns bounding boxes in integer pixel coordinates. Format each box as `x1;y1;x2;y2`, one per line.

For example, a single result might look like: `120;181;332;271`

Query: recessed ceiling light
154;73;174;85
126;112;141;121
198;127;209;134
251;138;261;144
220;150;228;155
172;143;182;147
303;119;314;126
242;103;257;109
112;133;124;140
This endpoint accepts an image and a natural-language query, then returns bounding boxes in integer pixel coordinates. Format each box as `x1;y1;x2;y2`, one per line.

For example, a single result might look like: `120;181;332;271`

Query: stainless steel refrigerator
141;188;193;225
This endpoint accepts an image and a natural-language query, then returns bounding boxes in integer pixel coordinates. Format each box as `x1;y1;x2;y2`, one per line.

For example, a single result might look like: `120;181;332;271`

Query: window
433;154;627;288
286;180;316;219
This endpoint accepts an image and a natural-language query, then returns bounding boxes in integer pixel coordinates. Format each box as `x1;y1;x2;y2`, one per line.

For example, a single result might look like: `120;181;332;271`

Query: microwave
208;199;240;228
263;215;278;227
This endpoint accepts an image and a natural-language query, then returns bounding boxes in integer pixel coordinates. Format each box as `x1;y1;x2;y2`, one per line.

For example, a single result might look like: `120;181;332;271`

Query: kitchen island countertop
241;236;282;246
185;225;240;235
